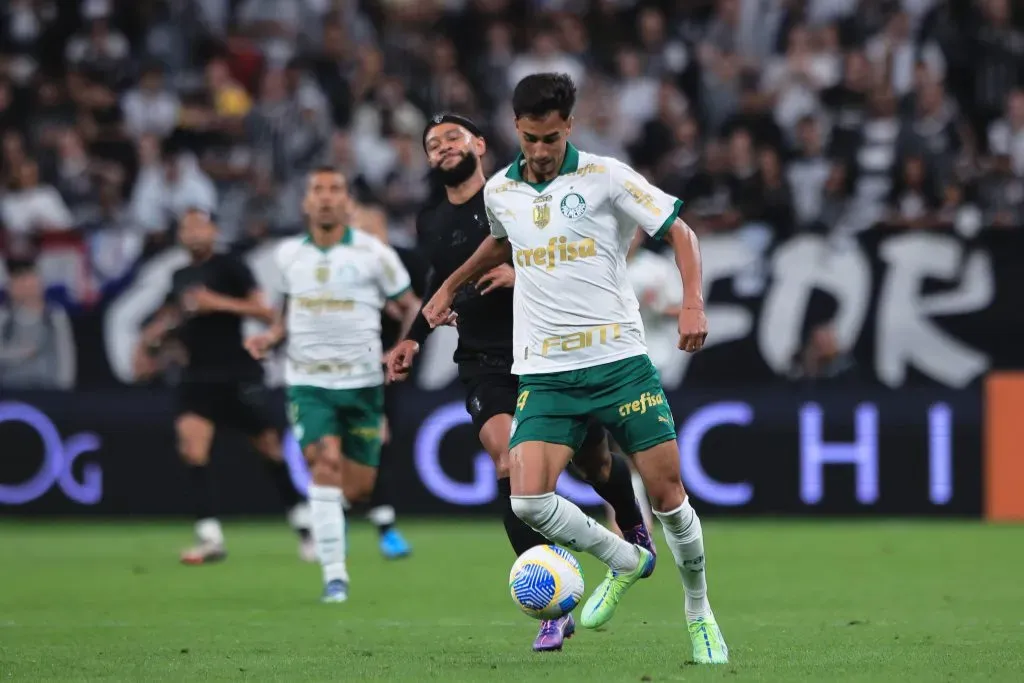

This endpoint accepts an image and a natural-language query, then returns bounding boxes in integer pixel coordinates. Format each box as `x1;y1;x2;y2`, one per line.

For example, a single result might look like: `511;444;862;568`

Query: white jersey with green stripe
273;228;411;389
484;143;683;375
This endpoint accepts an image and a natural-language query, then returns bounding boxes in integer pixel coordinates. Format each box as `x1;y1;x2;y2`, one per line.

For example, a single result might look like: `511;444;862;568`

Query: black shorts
457;356;605;450
175;380;276;436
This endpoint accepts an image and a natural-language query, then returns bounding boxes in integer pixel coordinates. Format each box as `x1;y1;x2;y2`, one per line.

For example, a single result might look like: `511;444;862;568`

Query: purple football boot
622;521;657;578
533;614;575;651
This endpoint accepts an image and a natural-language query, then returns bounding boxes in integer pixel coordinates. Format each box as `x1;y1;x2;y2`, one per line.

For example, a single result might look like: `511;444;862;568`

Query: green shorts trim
286;385;385;467
509;354;676;455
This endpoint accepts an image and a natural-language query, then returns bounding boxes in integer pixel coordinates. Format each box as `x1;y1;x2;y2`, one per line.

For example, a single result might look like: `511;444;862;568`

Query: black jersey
407;188;514;363
165;253;264;383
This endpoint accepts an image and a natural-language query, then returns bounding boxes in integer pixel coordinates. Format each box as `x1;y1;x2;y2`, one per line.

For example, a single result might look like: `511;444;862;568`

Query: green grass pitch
1;519;1022;682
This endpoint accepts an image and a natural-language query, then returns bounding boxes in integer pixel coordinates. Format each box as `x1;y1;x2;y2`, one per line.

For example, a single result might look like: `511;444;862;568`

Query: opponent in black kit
385;114;656;652
136;209;312;565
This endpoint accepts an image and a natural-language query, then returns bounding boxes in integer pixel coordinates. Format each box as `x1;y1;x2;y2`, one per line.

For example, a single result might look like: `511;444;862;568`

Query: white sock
195;518;224;546
367;505;396;528
309;485;348;584
287;502;312;532
511;493;640;573
654;497;711;621
631;468;655;531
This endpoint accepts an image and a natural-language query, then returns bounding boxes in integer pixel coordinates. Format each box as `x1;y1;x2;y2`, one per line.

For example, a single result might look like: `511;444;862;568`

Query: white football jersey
485;143;683;375
274;229;411;389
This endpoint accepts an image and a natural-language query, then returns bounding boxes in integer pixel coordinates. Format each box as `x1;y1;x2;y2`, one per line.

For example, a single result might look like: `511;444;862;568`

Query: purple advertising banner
0;385;982;517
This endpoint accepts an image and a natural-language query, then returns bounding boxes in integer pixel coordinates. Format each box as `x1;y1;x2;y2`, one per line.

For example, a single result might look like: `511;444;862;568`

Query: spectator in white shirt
121;65;180;139
64;16;130;78
128;141;217;247
1;160;74;240
507;27;585;93
988;88;1024;177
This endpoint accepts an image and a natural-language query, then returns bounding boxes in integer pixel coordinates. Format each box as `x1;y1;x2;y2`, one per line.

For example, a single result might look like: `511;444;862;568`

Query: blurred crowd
1;0;1023;388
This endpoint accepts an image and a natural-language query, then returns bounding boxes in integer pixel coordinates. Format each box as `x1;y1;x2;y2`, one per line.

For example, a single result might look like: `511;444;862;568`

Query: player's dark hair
512;73;576;120
309;164;346;179
182;206;217;224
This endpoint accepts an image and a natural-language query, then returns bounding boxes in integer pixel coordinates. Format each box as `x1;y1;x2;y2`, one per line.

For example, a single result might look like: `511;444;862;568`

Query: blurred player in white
424;73;728;664
246;167;420;603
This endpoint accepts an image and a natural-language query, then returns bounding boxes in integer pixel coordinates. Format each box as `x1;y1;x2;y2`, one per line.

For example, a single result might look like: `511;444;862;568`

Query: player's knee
342;476;374;504
510;491;556;530
309;442;342;482
178;440;209;466
491;450;511;479
252;430;281;461
646;477;685;513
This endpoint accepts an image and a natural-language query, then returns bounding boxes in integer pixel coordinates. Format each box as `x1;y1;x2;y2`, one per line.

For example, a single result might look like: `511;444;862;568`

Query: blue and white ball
509;545;585;620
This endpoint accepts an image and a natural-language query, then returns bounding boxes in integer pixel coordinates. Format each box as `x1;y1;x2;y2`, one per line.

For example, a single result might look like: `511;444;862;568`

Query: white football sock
631;468;655;530
654;497;711;621
511;492;640;573
367;505;396;527
195;518;224;546
309;485;348;584
287;502;312;532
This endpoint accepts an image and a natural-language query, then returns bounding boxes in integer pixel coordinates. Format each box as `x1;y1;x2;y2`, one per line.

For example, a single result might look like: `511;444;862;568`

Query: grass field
1;519;1022;682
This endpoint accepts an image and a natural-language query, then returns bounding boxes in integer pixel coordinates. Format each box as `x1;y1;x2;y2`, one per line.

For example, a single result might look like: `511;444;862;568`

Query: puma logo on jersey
514;236;597;271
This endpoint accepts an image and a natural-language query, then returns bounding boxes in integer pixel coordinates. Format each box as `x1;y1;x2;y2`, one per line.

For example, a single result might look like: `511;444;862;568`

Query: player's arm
244;242;297;361
389;288;422;342
190;257;275;323
245;296;287;360
132;296;180;381
610;160;707;352
442;235;512;293
191;286;276;324
662;219;704;312
139;280;184;353
402;266;438;347
263;296;289;346
213;291;275;323
375;241;419;341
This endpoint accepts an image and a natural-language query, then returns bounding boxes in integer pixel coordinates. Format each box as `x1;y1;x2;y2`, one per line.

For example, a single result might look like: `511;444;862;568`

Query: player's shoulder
484;165;518;200
349;227;398;262
274;235;307;262
575;149;629;176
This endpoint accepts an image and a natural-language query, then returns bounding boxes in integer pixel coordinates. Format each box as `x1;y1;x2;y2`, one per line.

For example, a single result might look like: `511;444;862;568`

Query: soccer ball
508;545;585;620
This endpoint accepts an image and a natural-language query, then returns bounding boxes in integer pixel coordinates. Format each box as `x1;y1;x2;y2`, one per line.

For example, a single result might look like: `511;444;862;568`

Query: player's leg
508;438;651;592
508;379;652;629
324;385;387;596
603;356;728;664
465;374;551;556
235;382;313;561
572;424;657;571
289;386;349;602
367;393;411;559
633;441;727;663
176;412;225;564
466;373;574;652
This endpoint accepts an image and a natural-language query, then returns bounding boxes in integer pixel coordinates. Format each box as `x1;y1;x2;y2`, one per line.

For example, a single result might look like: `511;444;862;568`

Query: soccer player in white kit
246;167;420;603
423;74;728;664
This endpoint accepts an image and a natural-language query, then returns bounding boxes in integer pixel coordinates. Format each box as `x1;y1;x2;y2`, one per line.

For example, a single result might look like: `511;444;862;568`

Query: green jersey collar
505;142;580;191
303;226;354;252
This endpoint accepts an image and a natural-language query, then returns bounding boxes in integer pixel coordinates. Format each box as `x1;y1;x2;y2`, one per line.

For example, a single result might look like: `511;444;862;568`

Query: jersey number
516;390;530;412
